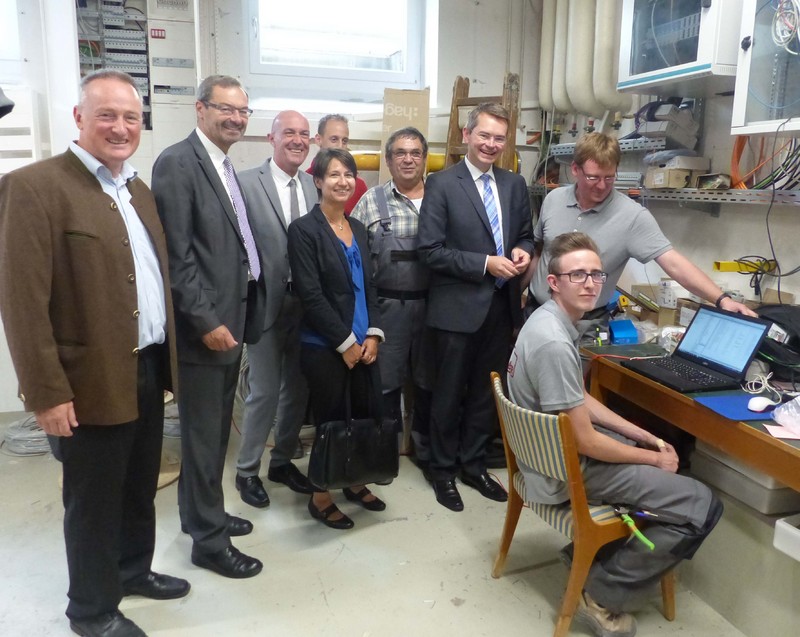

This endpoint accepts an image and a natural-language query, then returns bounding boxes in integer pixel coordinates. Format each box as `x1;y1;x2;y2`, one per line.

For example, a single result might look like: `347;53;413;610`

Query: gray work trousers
581;427;722;612
236;293;308;476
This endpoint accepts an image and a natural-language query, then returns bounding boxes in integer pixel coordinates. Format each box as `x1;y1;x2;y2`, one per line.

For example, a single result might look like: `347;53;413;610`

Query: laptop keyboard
648;357;721;386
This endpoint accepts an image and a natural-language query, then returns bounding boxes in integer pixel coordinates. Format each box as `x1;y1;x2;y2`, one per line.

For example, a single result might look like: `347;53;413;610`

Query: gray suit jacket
152;131;266;365
239;159;318;331
418;160;533;333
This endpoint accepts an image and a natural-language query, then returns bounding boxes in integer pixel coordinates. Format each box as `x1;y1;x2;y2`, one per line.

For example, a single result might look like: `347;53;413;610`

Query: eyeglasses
391;149;425;160
475;132;507;145
579;167;616;184
554;270;608;284
203;101;253;118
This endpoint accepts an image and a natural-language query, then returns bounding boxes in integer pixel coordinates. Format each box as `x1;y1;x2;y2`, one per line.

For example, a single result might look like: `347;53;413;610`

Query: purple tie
223;157;261;280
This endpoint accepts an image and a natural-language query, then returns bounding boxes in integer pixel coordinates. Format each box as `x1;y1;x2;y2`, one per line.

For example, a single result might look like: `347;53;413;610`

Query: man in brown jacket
0;70;188;637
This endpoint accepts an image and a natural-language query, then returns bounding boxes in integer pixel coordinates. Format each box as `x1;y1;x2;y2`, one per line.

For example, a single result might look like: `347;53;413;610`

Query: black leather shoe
460;470;508;502
191;545;263;579
226;514;253;537
343;486;386;511
433;479;464;512
267;463;314;494
308;497;354;530
235;474;270;508
69;611;146;637
181;514;253;537
122;571;190;600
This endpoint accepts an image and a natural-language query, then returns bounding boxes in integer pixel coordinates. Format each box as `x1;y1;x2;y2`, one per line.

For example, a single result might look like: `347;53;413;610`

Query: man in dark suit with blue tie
152;75;265;579
418;102;533;512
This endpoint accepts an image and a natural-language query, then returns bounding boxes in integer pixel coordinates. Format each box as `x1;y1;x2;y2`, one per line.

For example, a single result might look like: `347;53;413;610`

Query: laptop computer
620;305;771;393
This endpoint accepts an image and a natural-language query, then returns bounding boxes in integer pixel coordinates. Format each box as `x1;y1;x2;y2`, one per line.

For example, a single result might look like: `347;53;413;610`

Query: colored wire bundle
772;0;800;55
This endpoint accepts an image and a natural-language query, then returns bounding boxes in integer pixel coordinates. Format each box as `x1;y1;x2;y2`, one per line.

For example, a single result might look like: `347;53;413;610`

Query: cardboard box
627;304;679;328
762;288;796;305
662;155;710;171
644;167;704;189
379;88;430;183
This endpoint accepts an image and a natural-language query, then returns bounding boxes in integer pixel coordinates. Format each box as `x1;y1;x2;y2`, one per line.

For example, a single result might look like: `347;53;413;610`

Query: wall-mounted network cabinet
76;0;151;128
731;0;800;135
617;0;743;97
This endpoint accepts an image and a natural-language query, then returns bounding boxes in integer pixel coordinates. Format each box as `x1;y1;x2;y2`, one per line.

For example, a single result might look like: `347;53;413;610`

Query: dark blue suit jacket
418;160;533;333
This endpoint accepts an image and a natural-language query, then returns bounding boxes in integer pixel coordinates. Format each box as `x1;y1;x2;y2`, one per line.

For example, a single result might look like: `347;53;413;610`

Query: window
247;0;426;103
0;0;21;82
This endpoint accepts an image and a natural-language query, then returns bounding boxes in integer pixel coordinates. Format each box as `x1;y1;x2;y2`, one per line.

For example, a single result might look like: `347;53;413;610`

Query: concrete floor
0;419;747;637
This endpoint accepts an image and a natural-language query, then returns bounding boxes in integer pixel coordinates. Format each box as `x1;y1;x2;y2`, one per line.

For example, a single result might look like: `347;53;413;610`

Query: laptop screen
675;306;770;376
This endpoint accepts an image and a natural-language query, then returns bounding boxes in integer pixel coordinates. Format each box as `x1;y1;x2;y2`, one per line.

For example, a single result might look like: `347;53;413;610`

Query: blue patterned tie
481;173;505;286
223;157;261;280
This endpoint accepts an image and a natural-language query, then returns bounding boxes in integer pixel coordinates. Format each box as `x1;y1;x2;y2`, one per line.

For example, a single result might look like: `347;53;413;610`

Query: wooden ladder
444;73;520;171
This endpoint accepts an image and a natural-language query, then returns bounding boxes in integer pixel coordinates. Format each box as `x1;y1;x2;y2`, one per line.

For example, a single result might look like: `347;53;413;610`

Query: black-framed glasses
203;101;253;118
554;270;608;284
578;166;616;184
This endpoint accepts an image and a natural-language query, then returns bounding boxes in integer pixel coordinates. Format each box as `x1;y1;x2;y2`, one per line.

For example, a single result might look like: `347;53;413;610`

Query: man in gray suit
152;75;265;579
235;110;318;507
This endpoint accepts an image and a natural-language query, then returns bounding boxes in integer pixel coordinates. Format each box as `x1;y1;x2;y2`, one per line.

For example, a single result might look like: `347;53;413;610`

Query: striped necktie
223;157;261;280
481;173;503;258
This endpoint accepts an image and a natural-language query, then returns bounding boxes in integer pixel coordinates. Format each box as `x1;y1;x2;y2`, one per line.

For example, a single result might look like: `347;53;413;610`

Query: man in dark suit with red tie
152;75;265;579
418;102;533;512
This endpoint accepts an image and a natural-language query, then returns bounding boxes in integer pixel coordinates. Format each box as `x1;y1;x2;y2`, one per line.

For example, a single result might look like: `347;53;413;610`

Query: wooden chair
489;372;675;637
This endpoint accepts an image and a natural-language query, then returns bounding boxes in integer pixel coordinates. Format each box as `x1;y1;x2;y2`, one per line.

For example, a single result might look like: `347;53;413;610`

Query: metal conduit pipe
565;0;606;117
593;0;633;113
551;0;574;113
538;0;557;113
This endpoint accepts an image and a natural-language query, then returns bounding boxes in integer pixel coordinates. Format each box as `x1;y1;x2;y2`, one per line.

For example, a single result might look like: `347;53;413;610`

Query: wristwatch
715;292;732;308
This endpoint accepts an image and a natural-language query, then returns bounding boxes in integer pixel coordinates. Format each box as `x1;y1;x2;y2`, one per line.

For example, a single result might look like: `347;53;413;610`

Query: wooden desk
587;352;800;493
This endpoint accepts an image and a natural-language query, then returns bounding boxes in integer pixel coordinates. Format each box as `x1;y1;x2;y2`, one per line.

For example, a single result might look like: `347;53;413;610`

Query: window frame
245;0;426;103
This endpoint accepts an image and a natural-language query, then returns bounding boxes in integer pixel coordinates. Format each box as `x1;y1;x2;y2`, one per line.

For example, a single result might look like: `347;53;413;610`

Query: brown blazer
0;149;177;425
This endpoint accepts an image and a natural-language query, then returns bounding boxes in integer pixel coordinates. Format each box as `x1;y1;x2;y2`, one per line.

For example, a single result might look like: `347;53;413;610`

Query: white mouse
747;396;778;412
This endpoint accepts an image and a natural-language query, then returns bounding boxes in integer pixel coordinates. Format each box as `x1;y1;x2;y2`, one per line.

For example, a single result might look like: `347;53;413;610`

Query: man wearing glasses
523;132;753;336
152;75;265;579
509;232;722;637
351;127;434;478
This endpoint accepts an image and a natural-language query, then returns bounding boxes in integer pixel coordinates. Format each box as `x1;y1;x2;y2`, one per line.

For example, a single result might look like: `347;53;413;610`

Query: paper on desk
764;424;800;440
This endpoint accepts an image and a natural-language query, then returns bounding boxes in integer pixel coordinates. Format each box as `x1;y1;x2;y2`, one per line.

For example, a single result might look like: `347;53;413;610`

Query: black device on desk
621;306;771;393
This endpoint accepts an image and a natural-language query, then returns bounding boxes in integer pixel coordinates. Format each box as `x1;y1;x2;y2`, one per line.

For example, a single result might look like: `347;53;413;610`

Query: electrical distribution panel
617;0;743;97
76;0;151;128
731;0;800;135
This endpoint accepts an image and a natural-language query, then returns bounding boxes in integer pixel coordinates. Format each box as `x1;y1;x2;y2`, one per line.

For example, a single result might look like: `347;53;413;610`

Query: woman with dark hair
287;148;386;529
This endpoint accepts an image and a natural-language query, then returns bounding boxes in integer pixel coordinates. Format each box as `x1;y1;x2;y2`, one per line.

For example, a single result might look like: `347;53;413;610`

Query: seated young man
507;232;722;637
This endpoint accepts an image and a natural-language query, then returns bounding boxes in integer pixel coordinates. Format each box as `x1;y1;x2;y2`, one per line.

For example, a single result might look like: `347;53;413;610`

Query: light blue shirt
70;142;166;348
464;157;503;274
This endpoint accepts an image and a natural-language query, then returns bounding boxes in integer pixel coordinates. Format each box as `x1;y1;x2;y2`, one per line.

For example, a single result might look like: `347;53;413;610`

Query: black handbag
308;374;399;491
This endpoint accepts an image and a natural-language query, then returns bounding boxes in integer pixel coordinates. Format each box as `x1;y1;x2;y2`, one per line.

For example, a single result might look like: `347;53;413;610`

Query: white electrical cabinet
617;0;742;97
731;0;800;135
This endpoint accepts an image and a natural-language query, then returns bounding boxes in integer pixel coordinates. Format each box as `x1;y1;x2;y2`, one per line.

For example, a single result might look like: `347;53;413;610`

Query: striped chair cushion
497;387;568;482
512;472;619;539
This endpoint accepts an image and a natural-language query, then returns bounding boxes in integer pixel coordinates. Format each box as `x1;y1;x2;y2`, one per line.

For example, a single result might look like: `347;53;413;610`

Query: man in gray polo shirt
523;133;754;334
508;232;722;637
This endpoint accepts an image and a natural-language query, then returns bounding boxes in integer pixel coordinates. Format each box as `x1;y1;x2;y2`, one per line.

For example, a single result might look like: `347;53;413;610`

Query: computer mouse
747;396;778;412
